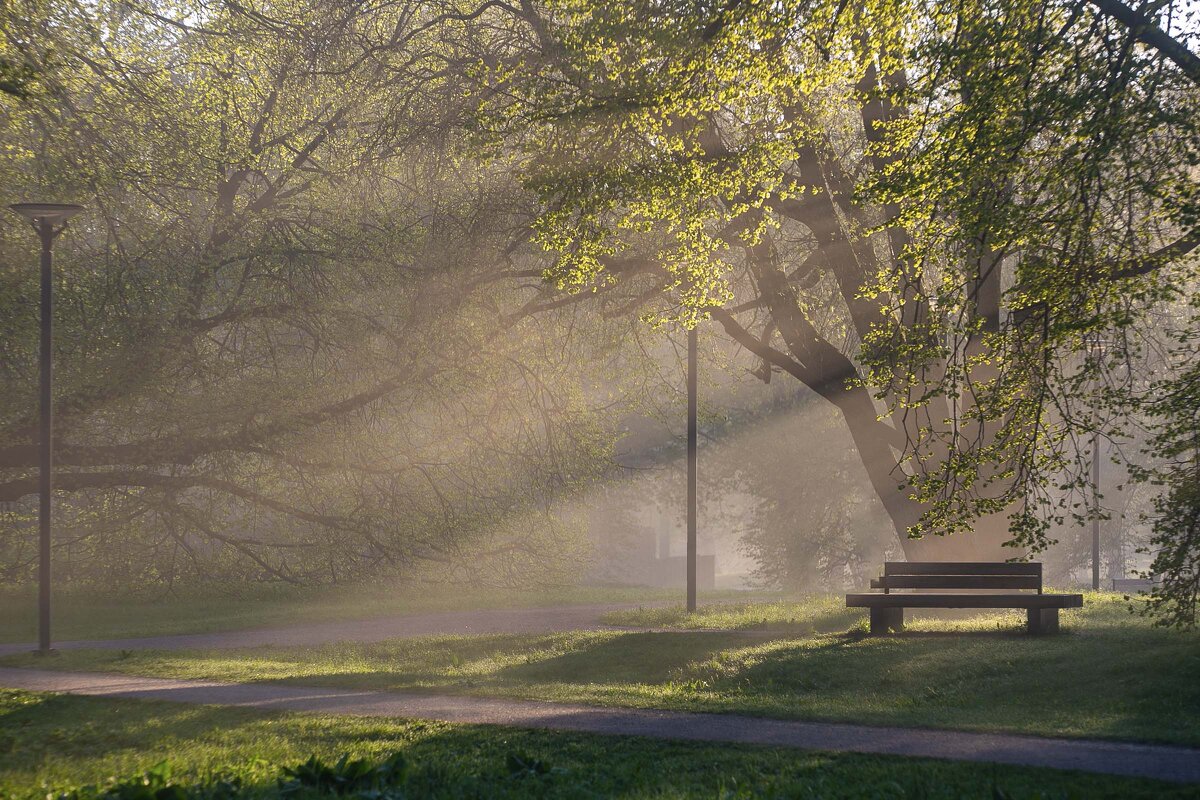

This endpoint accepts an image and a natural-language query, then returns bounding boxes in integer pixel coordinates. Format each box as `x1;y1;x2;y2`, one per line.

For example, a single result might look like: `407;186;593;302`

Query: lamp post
686;326;697;613
1088;337;1108;592
8;202;84;655
1092;431;1101;591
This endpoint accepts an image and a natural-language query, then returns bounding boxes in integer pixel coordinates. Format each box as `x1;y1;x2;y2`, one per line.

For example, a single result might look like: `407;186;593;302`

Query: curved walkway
1;666;1198;784
0;602;657;657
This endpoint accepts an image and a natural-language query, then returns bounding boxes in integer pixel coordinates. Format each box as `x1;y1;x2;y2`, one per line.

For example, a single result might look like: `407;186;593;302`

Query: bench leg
870;607;904;635
1027;608;1059;634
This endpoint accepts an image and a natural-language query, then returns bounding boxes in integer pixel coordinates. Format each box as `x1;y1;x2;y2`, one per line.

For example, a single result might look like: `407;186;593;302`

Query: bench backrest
872;562;1042;593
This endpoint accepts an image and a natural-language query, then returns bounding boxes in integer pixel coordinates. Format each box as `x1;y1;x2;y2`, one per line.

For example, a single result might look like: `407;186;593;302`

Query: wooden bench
846;562;1082;635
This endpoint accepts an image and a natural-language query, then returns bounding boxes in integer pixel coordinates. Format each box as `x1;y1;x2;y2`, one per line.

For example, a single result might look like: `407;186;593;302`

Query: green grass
0;583;747;644
0;689;1193;799
601;595;861;632
7;594;1198;747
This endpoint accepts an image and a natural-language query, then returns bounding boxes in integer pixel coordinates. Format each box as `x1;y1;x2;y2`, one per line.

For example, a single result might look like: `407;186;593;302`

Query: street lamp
1088;337;1109;592
8;202;84;655
1091;427;1102;591
686;326;697;613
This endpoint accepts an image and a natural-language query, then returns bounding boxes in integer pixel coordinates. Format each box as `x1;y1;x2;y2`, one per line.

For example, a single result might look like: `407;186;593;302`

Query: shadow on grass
496;631;742;686
0;690;272;762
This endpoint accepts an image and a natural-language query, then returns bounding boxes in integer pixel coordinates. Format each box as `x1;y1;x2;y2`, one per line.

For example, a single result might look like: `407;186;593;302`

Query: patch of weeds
57;760;240;800
278;753;408;797
54;754;414;800
50;750;575;800
503;751;560;779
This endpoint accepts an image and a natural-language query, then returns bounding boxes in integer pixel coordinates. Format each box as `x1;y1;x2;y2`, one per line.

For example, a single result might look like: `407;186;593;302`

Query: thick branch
709;307;904;453
1087;0;1200;85
1111;232;1200;279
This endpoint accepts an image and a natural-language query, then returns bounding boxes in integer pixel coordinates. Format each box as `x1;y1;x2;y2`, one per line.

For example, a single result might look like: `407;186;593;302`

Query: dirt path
2;666;1197;784
0;602;656;657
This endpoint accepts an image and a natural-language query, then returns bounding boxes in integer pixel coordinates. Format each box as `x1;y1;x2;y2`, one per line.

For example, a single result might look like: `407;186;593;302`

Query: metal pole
1092;430;1100;591
686;327;697;613
37;222;54;654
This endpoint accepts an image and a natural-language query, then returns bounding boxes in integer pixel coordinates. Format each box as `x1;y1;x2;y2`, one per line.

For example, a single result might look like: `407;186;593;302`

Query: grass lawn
0;583;747;644
5;593;1197;747
0;689;1194;799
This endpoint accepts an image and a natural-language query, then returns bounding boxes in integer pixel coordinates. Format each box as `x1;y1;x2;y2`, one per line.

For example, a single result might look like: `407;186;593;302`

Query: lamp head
9;203;85;225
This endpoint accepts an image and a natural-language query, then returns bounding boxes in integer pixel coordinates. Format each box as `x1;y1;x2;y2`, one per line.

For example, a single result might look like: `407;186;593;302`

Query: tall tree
487;0;1199;565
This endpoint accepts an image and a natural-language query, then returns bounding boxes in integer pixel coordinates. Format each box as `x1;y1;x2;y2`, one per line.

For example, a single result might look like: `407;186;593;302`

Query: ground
1;590;1197;797
2;689;1195;800
4;593;1196;746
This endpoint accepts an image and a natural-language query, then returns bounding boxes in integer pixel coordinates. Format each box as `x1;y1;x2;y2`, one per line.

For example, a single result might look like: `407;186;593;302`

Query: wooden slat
883;561;1041;577
846;593;1082;609
871;575;1041;590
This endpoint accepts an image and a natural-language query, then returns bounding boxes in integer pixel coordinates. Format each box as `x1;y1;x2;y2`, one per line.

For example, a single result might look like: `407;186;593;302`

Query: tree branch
1111;232;1200;279
1087;0;1200;85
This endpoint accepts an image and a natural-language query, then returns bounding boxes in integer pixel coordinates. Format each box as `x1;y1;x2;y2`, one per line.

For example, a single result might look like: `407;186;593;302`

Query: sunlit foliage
494;0;1199;619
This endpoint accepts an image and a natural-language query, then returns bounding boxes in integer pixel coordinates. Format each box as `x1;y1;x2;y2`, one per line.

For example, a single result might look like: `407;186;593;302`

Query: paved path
0;603;657;657
2;667;1197;784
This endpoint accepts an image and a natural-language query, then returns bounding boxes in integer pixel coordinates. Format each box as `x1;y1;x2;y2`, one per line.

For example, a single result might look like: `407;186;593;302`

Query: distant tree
1127;295;1200;626
726;397;893;592
0;0;639;587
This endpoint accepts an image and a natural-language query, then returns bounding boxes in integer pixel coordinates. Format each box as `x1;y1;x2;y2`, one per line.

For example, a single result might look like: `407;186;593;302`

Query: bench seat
846;593;1082;609
846;562;1083;634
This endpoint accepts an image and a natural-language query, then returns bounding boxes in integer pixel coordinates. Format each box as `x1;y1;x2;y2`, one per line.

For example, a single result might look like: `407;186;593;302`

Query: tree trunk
829;380;1016;562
